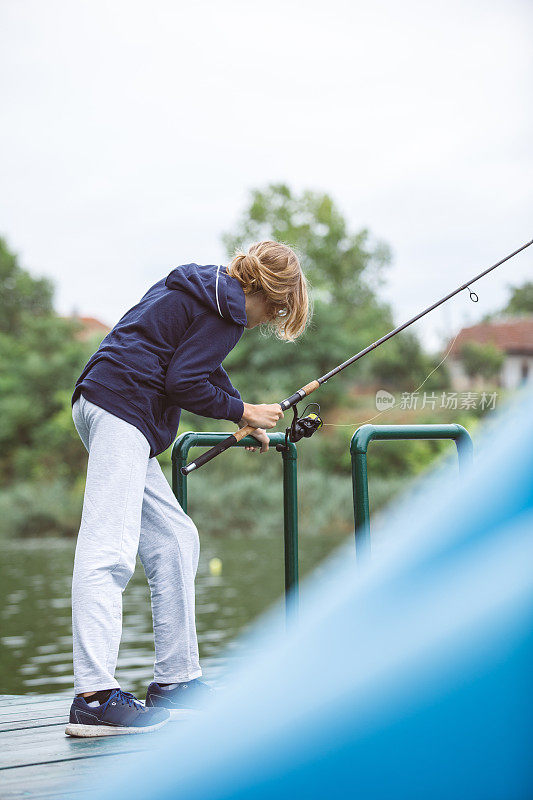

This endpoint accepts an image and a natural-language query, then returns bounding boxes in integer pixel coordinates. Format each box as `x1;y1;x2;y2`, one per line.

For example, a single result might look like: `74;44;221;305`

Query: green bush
0;480;82;539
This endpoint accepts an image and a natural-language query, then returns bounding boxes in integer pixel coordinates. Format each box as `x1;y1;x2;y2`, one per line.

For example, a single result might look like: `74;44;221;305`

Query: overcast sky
1;0;531;350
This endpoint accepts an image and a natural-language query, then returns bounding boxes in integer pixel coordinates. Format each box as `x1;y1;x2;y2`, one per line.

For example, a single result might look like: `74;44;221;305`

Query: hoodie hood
165;264;247;327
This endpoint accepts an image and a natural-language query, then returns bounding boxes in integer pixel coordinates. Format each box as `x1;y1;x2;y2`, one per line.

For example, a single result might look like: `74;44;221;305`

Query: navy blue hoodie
72;264;246;456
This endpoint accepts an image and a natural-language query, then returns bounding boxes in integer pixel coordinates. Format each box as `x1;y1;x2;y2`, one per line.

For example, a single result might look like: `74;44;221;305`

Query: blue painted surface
96;387;533;800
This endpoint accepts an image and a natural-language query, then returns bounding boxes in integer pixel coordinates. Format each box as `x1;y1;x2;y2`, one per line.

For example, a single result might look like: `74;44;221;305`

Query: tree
0;238;54;335
504;281;533;315
460;341;504;382
0;237;88;484
222;184;445;405
222;184;394;407
371;332;450;391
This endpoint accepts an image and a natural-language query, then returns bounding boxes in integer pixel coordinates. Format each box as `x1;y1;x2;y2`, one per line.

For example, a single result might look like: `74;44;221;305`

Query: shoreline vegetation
0;184;522;541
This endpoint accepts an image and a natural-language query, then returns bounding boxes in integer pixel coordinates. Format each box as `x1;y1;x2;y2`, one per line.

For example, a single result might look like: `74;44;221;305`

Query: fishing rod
182;238;533;475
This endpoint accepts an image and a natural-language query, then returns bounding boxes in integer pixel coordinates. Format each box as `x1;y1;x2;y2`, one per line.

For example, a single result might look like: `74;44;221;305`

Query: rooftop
448;317;533;357
64;315;110;342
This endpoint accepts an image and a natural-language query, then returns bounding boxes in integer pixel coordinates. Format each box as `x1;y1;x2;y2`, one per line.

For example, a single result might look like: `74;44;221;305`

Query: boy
66;241;309;736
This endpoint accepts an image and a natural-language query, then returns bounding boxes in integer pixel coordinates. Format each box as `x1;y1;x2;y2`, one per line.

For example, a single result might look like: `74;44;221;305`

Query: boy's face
244;290;284;329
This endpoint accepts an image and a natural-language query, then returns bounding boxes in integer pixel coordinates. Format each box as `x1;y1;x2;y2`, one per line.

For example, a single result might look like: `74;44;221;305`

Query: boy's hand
240;402;284;430
244;428;270;453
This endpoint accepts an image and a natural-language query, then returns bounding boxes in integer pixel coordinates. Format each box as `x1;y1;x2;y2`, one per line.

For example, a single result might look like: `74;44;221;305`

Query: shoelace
107;689;145;711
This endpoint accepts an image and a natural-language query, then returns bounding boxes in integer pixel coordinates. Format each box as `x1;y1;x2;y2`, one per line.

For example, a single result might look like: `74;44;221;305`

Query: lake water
0;530;347;697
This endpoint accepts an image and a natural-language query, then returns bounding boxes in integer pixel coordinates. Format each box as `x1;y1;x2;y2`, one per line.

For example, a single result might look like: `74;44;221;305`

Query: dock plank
0;703;70;722
0;717;67;733
0;739;149;769
0;695;72;707
0;694;181;799
0;753;139;799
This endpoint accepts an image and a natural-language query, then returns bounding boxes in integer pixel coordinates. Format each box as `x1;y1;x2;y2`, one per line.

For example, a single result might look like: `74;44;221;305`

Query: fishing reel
276;403;323;451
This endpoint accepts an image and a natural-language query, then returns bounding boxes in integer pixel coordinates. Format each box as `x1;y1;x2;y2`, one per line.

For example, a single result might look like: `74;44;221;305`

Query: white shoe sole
65;718;169;737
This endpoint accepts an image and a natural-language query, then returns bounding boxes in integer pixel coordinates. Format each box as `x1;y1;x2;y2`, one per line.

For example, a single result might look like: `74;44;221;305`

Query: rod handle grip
280;380;320;410
181;425;256;475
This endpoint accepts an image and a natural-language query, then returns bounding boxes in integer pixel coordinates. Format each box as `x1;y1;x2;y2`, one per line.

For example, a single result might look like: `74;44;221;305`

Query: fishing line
322;329;462;429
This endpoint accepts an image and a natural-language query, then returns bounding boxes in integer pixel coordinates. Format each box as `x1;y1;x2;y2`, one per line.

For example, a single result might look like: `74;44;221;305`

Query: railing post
281;441;299;622
172;431;199;512
453;424;474;472
171;431;299;620
351;449;371;561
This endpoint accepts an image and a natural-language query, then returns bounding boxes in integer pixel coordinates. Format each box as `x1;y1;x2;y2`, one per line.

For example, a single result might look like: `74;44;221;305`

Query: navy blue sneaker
145;679;214;716
65;688;170;737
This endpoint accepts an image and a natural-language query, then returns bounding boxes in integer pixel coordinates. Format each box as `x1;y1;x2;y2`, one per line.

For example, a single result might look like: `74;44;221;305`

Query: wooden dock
0;694;177;799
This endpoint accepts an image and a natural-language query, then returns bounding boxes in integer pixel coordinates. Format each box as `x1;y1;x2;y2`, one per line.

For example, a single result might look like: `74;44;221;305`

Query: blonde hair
226;241;310;341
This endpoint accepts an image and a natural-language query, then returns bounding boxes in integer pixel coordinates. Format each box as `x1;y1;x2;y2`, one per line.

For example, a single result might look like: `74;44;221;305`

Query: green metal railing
171;422;473;616
172;432;299;619
350;423;473;559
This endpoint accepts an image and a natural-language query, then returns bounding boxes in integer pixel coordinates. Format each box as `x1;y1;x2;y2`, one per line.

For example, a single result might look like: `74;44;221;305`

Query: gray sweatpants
71;394;201;695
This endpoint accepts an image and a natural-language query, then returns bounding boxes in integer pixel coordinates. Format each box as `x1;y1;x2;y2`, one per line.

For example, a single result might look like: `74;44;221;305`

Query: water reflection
0;530;346;696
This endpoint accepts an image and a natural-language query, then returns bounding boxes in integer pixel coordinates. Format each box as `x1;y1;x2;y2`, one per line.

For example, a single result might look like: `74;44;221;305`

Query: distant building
447;317;533;390
65;315;110;343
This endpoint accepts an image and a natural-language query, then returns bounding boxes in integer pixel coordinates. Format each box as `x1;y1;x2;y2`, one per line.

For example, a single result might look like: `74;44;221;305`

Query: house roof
448;317;533;357
64;316;110;342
